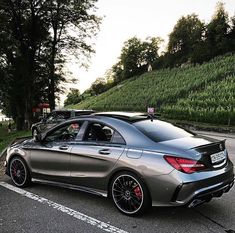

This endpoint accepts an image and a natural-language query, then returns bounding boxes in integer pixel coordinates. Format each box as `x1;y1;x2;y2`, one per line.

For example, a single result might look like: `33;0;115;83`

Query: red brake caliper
13;168;17;176
12;164;17;176
134;186;142;199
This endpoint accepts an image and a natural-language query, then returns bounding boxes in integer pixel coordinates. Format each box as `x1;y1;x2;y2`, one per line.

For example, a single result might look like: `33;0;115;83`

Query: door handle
59;145;69;150
98;149;111;155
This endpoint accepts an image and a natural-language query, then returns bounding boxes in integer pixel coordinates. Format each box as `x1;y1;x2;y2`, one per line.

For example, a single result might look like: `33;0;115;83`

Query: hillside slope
68;54;235;125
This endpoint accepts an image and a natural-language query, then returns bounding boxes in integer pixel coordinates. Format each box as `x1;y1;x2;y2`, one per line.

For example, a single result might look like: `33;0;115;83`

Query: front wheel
110;172;151;216
9;157;31;187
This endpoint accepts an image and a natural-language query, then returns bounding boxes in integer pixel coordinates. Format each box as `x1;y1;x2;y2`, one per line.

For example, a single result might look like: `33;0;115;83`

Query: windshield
134;120;194;142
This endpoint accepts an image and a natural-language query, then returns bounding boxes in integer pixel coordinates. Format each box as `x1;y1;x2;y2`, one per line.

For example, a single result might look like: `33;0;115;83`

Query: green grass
68;54;235;125
162;74;235;125
0;125;31;155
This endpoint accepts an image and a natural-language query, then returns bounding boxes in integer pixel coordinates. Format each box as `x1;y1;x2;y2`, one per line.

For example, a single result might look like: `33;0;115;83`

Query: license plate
210;151;226;164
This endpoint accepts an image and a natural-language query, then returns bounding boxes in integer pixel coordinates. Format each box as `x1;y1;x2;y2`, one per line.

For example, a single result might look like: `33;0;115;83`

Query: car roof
93;111;156;123
52;109;94;112
42;112;157;148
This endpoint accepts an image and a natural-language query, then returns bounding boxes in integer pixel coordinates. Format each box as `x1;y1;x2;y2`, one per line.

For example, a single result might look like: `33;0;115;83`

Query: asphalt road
0;131;235;233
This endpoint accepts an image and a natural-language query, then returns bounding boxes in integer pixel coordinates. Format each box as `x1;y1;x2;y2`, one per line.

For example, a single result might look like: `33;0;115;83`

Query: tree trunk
48;70;56;111
15;104;25;131
48;35;57;111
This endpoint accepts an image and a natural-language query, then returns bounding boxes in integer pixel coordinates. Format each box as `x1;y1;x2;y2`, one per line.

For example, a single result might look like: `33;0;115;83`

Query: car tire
9;157;31;187
110;171;151;216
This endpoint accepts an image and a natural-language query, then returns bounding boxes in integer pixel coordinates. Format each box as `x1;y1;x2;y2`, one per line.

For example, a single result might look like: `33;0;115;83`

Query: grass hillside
68;54;235;126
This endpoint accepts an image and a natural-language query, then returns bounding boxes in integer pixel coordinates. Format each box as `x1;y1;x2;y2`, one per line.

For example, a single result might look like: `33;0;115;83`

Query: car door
70;121;126;191
30;121;84;183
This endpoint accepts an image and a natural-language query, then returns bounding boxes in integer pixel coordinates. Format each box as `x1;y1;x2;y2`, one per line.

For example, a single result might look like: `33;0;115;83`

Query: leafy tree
90;77;107;95
168;14;205;65
120;37;144;79
205;2;230;59
117;36;162;80
0;0;100;130
111;61;124;84
0;0;50;129
142;37;163;66
64;89;82;106
228;15;235;52
46;0;101;110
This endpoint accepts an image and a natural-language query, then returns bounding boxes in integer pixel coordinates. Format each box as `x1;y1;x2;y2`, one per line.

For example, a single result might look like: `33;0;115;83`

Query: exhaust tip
188;199;206;208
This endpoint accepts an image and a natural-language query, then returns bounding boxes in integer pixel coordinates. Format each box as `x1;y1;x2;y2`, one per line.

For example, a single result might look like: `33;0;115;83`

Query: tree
0;0;50;129
142;37;163;66
120;37;144;79
46;0;101;110
228;14;235;52
0;0;100;130
117;36;162;80
64;88;82;106
168;14;205;65
205;2;230;58
111;61;124;84
90;77;107;95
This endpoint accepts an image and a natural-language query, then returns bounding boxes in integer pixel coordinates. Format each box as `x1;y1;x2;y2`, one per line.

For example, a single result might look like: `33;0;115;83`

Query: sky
61;0;235;105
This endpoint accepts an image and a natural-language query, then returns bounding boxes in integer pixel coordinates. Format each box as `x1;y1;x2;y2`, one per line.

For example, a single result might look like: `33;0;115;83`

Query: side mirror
35;133;42;142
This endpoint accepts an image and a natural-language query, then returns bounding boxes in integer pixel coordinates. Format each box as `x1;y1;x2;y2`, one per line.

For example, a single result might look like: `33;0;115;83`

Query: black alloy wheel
111;172;151;215
10;157;31;187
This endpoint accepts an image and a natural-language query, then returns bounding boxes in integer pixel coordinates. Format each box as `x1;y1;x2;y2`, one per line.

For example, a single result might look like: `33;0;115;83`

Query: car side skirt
31;178;108;197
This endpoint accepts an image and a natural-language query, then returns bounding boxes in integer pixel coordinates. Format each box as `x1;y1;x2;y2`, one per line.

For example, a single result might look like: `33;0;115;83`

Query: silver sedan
5;112;234;215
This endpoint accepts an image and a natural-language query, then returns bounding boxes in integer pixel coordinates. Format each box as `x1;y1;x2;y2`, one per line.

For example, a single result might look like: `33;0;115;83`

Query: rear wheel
110;172;151;216
9;157;31;187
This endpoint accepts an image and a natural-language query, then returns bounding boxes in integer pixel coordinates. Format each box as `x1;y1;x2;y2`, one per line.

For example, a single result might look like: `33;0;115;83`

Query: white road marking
0;182;128;233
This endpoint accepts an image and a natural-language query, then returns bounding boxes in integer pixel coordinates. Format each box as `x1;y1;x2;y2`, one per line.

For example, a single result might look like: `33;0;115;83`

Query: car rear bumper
170;161;234;207
187;177;234;207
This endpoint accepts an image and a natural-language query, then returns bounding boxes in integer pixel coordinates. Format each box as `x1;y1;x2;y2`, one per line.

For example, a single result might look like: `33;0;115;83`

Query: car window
83;122;125;144
45;114;54;123
46;111;71;123
74;111;93;117
54;111;71;120
45;122;83;142
134;120;194;142
112;130;126;144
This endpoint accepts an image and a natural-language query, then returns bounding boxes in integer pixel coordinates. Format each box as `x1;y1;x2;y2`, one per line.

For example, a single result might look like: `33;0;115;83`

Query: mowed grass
0;124;31;155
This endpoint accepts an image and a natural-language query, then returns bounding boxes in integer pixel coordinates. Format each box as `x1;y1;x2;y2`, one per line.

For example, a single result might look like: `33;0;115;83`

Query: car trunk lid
159;135;227;170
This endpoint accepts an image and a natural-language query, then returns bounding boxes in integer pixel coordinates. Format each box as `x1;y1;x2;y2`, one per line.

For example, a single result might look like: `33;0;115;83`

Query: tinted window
45;111;71;123
112;130;125;144
84;123;125;144
54;111;71;120
74;111;94;117
134;120;194;142
45;122;83;142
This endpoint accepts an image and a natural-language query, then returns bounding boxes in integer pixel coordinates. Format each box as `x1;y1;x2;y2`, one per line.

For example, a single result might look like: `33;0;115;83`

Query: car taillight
164;155;206;174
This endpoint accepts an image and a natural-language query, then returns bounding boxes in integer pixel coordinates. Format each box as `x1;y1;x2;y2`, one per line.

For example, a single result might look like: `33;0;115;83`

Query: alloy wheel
111;174;145;215
10;158;30;187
